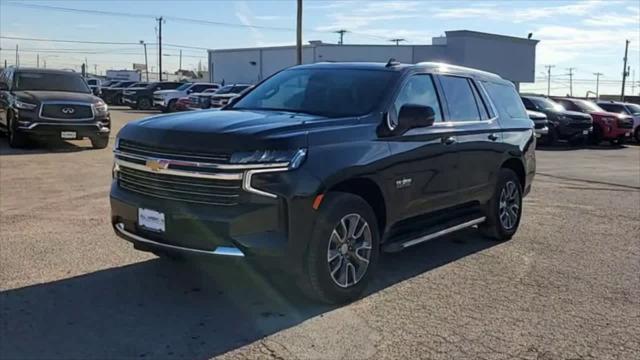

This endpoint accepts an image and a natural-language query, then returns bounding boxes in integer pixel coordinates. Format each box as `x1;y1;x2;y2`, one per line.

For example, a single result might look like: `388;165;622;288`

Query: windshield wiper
232;107;328;117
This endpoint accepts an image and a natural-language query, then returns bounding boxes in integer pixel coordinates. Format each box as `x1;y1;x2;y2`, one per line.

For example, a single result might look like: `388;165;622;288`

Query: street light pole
545;65;555;96
593;72;603;99
296;0;302;65
140;40;149;82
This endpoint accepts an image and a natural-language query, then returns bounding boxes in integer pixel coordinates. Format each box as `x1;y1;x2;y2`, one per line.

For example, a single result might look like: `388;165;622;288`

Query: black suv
520;95;592;145
111;62;535;303
0;67;110;148
122;82;182;110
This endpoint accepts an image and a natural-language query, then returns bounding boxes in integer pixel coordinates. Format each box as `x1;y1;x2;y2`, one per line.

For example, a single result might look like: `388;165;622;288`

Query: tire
635;128;640;143
167;99;178;113
115;94;124;106
90;135;109;149
543;126;557;146
610;136;625;146
480;168;523;241
7;116;28;148
137;97;152;110
568;135;586;147
589;125;603;145
298;192;380;304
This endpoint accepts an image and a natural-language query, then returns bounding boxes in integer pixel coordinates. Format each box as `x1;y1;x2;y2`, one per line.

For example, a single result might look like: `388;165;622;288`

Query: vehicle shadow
0;137;93;156
0;229;497;359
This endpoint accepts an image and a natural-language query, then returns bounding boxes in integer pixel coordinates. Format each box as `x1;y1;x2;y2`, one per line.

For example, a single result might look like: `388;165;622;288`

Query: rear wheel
299;192;379;304
137;97;152;110
480;168;522;241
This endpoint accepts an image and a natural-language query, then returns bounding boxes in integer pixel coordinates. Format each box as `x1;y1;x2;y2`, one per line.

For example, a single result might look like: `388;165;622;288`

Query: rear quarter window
482;81;528;120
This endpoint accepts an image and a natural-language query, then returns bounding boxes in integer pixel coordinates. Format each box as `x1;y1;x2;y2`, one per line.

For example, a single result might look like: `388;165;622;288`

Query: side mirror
0;83;8;91
398;104;435;130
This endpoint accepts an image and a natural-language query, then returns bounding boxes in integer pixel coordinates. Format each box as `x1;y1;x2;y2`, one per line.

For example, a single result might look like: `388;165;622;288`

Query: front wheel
8;117;28;148
90;135;109;149
480;168;523;241
610;136;625;146
634;128;640;143
299;192;379;304
137;97;152;110
167;99;178;112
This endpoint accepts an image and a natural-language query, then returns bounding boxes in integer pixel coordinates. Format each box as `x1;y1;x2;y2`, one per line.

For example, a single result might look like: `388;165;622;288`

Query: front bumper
122;97;137;106
534;126;549;138
153;98;166;107
14;109;110;138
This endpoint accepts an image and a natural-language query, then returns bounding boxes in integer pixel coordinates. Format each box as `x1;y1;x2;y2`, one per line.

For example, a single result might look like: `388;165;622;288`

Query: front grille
117;166;240;206
41;104;93;119
617;118;633;129
118;139;230;163
568;121;592;130
534;122;546;129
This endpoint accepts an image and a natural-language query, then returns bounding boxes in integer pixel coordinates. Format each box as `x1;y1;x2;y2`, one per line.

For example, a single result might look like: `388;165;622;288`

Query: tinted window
215;85;234;95
598;103;628;114
531;97;564;112
176;83;192;91
554;99;579;112
391;75;443;126
232;85;251;93
439;76;481;122
469;80;490;119
190;84;214;92
163;83;182;90
482;81;527;119
625;103;640;115
14;72;90;93
521;97;536;110
232;68;397;118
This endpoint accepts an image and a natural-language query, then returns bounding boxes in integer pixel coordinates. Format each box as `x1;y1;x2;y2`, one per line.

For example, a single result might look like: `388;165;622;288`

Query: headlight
230;149;307;168
95;100;108;114
602;117;616;124
15;100;37;110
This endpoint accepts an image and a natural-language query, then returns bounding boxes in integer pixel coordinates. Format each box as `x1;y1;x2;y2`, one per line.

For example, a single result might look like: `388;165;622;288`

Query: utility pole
545;65;555;96
621;39;629;101
94;64;97;76
37;53;40;68
15;44;18;67
593;72;603;99
390;38;406;46
296;0;302;65
566;67;575;96
179;49;182;71
140;40;149;82
632;69;636;95
334;29;348;45
157;16;163;81
43;59;46;69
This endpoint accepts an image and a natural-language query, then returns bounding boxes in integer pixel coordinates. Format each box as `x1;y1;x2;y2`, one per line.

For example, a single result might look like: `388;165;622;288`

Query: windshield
176;83;192;91
231;68;397;117
14;72;90;93
531;97;564;111
625;103;640;115
575;99;604;112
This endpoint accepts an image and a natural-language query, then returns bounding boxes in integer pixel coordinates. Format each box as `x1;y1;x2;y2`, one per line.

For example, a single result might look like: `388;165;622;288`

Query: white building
208;30;539;89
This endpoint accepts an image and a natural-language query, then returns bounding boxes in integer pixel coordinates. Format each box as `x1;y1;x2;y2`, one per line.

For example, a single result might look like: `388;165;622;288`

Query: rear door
384;73;459;221
436;75;503;205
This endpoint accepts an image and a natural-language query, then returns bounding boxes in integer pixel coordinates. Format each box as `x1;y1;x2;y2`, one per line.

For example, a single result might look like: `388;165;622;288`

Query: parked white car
153;82;220;112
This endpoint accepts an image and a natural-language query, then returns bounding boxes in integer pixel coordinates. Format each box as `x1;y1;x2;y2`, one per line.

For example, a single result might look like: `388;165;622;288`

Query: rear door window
438;75;482;122
598;103;628;115
482;81;528;120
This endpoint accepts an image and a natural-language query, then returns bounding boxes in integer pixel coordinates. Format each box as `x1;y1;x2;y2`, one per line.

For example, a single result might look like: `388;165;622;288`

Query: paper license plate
138;208;165;233
61;131;77;139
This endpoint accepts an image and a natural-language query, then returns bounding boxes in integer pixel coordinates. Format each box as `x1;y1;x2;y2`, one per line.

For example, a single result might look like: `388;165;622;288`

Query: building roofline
445;30;539;44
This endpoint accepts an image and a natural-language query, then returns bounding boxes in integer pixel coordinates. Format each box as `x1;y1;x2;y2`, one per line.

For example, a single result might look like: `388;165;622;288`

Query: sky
0;0;639;96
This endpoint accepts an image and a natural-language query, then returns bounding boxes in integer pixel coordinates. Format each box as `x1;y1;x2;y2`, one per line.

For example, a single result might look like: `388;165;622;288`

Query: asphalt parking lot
1;108;639;360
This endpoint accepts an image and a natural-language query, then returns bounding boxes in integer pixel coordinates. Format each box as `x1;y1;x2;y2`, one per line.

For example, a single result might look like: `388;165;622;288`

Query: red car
174;96;191;111
552;97;634;145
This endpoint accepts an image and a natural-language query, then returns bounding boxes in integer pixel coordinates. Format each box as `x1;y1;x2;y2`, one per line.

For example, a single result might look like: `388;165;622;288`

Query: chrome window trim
114;223;245;257
115;158;244;181
38;101;96;121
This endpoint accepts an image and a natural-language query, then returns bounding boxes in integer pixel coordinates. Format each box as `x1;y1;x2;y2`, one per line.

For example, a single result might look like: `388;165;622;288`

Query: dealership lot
1;108;639;359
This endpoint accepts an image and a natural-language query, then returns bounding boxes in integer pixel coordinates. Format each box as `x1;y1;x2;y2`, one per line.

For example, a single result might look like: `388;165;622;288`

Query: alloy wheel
327;213;372;288
498;181;520;230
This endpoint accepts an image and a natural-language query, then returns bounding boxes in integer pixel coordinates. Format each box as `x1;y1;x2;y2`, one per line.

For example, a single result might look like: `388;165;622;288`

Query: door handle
441;136;456;145
488;133;499;141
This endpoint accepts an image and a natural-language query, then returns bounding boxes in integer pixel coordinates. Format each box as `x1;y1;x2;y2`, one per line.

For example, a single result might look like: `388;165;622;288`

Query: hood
589;111;619;118
526;110;546;120
118;109;341;152
154;90;180;96
559;110;591;120
15;90;99;104
125;87;147;91
212;93;238;99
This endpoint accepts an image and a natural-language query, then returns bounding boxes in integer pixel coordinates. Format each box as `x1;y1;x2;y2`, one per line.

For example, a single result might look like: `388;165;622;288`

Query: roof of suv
291;61;504;82
11;67;80;76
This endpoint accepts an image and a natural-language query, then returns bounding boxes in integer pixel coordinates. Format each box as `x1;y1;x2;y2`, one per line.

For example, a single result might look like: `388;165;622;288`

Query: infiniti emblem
61;107;75;114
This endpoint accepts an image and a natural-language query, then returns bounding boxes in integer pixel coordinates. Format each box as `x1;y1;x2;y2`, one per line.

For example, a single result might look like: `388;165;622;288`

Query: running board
383;217;486;253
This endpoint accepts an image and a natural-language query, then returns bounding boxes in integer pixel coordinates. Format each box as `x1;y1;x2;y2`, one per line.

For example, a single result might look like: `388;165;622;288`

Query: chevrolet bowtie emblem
145;159;170;172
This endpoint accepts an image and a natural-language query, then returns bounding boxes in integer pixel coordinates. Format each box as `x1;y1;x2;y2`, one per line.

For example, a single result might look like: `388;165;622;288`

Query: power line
1;35;139;45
